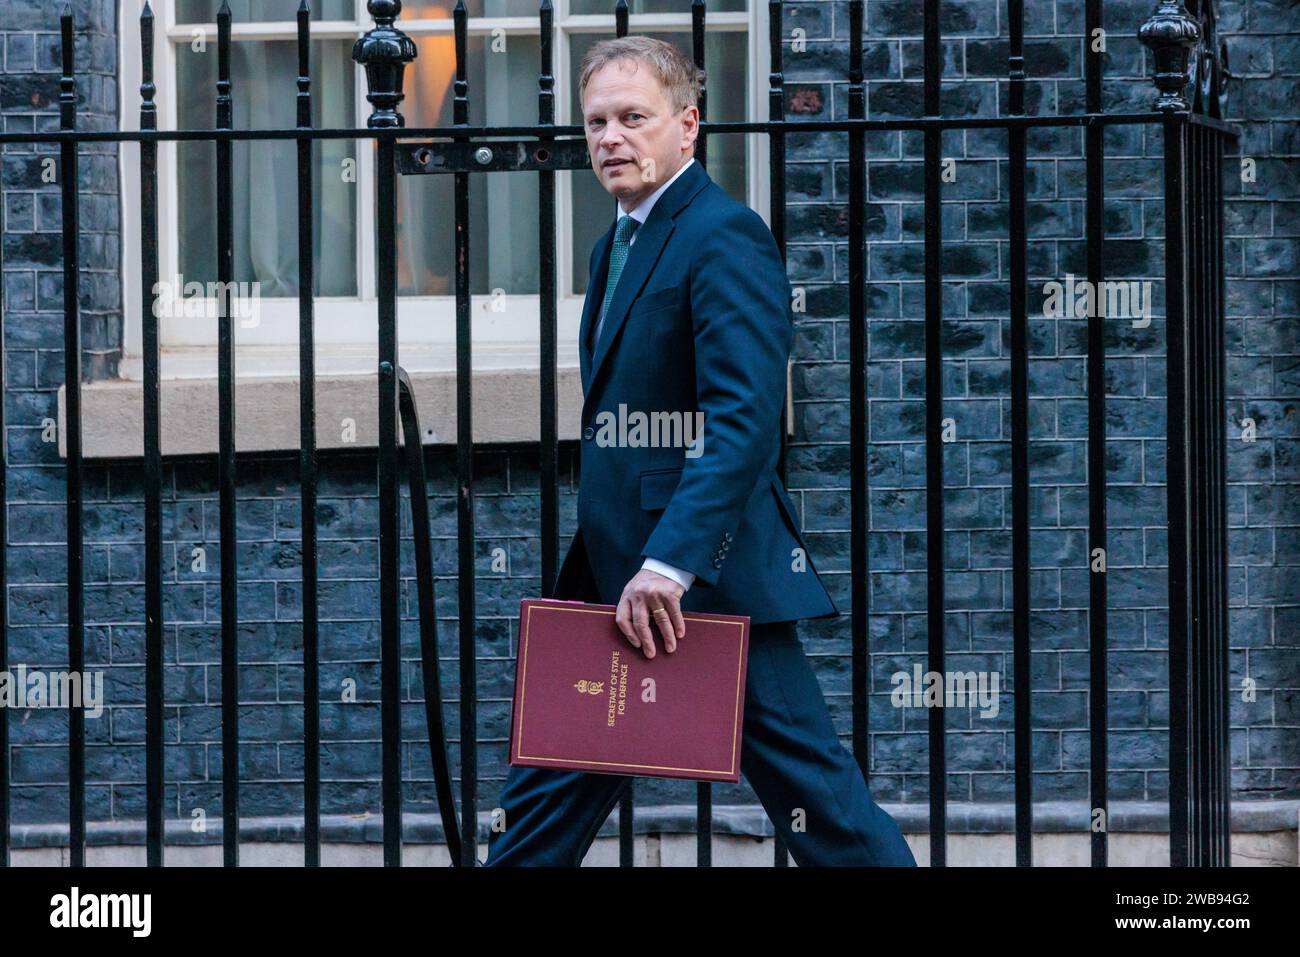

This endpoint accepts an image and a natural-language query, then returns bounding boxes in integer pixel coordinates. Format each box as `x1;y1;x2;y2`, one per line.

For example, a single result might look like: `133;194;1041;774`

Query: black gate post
354;0;417;867
1141;0;1233;867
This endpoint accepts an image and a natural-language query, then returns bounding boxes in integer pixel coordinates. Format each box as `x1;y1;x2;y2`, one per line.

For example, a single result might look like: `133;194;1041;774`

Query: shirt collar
618;156;696;226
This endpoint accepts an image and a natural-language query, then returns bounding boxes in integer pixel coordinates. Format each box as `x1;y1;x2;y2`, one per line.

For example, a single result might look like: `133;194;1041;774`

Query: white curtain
177;40;357;297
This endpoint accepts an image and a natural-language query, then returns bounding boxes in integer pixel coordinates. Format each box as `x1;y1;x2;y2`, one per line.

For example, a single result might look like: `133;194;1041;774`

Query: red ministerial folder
508;598;751;783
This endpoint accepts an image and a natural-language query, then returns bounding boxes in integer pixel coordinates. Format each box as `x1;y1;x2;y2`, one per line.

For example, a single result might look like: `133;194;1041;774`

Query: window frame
115;0;771;382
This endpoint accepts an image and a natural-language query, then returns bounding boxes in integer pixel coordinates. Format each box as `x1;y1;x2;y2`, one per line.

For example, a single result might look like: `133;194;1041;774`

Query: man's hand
616;568;686;659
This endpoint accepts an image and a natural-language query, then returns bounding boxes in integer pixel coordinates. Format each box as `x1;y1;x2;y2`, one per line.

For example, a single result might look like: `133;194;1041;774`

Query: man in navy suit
484;36;915;867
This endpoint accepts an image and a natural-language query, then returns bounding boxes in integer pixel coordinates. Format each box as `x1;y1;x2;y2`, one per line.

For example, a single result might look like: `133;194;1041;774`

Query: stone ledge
58;367;586;458
13;831;1295;866
60;358;797;459
9;800;1297;848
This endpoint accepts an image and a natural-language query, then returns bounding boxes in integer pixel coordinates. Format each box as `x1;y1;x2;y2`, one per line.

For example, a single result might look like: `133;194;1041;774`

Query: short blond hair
577;36;704;115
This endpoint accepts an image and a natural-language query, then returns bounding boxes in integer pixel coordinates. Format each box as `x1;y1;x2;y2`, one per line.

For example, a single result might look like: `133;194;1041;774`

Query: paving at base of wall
7;801;1296;867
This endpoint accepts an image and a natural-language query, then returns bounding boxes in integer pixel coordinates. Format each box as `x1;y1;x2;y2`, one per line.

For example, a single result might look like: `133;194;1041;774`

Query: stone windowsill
58;365;586;459
58;358;795;459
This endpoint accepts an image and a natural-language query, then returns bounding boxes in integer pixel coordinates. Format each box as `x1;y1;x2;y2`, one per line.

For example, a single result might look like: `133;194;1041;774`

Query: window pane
176;40;358;297
403;0;547;16
570;0;745;13
176;0;355;21
396;31;542;296
570;29;748;295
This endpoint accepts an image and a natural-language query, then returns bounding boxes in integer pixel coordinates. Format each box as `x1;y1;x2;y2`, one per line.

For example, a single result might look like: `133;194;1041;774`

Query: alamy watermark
152;274;262;328
890;665;1001;718
593;403;705;458
50;887;150;937
1042;273;1153;328
0;665;104;719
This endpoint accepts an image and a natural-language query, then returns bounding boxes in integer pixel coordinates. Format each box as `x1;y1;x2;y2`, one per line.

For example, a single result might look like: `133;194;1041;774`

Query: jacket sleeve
639;204;793;587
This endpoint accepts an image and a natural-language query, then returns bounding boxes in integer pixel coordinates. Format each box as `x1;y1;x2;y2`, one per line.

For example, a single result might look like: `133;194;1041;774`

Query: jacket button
582;426;594;440
724;532;733;542
712;557;723;569
721;541;730;551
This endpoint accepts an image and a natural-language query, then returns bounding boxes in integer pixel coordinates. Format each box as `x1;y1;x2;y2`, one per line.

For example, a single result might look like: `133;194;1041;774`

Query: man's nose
599;124;625;151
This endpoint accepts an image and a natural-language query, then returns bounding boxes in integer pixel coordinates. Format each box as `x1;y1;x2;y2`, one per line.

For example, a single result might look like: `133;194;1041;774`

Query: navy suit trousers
484;619;917;867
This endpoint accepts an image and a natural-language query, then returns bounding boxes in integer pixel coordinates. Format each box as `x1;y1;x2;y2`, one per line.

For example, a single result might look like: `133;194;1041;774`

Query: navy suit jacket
554;158;839;625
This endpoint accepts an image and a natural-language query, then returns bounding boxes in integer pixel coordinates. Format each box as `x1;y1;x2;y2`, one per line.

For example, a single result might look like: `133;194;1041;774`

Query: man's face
582;57;698;212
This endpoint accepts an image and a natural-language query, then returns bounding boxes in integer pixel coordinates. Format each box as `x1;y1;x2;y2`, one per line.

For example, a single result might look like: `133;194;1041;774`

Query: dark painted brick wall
0;0;1294;833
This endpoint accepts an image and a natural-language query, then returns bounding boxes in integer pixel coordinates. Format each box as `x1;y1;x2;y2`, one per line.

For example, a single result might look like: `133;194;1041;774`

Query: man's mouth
604;157;632;169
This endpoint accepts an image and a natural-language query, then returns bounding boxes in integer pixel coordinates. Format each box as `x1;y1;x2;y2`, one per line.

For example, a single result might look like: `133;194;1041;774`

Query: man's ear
681;106;700;151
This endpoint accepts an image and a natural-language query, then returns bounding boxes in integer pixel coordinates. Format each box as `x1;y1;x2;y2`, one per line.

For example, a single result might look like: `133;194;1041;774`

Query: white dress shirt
620;155;695;228
602;157;698;592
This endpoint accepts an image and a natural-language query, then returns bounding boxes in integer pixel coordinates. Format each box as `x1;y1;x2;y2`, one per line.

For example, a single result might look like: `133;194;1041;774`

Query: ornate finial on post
140;2;157;131
1139;0;1200;112
59;7;76;130
353;0;418;129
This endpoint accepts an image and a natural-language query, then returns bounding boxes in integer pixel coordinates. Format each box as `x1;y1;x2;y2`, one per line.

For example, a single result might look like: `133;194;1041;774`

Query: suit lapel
581;159;711;394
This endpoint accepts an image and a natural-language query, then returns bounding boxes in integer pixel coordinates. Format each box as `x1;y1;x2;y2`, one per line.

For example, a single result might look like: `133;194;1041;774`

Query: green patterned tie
594;214;640;348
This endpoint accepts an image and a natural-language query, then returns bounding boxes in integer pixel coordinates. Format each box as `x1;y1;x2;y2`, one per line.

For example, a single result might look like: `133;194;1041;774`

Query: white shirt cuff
641;557;695;590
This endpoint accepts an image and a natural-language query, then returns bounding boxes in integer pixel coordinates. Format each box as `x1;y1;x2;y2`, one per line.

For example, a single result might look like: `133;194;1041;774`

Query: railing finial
1139;0;1201;113
59;6;75;130
353;0;419;129
140;2;157;131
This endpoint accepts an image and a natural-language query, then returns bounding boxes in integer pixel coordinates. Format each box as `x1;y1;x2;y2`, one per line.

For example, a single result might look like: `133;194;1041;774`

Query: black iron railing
0;0;1236;868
